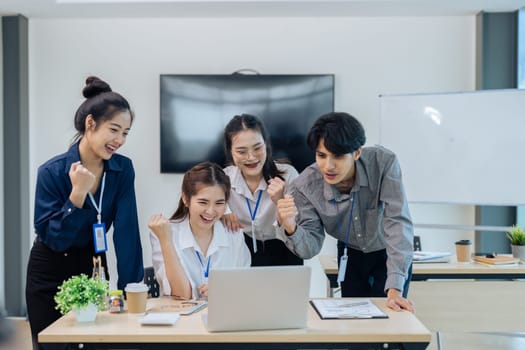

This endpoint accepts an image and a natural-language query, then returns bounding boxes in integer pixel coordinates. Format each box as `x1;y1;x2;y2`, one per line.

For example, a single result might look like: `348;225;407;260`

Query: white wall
411;204;475;252
28;16;476;296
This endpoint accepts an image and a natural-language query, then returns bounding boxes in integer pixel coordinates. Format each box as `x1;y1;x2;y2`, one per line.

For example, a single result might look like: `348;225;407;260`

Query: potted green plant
54;274;109;322
507;225;525;261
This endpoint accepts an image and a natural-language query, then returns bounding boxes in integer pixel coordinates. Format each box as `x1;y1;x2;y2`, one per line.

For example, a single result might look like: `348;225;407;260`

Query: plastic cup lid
125;283;149;293
455;239;472;245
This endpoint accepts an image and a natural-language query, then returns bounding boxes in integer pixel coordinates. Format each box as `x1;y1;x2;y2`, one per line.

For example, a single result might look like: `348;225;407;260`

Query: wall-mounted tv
160;74;335;173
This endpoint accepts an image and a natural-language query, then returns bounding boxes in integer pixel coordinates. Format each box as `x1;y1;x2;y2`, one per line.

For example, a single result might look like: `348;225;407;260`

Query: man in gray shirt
278;112;414;312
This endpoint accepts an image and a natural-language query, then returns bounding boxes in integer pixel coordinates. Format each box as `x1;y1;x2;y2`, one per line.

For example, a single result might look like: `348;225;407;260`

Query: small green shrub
507;225;525;246
54;274;109;315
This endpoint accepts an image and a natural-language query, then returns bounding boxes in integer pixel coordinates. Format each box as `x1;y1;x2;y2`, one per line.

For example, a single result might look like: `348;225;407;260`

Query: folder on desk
310;299;388;319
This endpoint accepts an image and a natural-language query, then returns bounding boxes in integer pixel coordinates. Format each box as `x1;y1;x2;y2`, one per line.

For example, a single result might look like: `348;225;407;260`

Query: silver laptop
204;265;311;332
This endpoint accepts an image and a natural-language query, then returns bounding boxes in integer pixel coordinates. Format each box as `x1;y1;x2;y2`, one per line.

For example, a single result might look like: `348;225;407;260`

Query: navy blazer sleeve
34;163;97;251
112;160;144;290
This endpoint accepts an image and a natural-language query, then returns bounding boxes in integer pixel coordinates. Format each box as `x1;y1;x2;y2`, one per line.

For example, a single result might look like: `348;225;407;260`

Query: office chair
414;235;422;251
144;267;160;298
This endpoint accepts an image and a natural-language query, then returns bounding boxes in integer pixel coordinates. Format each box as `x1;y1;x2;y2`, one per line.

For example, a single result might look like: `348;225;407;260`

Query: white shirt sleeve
149;231;172;296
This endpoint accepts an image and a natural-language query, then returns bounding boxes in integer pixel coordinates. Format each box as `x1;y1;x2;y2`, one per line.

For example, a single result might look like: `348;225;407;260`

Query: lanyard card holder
88;171;107;253
337;254;348;283
93;223;108;253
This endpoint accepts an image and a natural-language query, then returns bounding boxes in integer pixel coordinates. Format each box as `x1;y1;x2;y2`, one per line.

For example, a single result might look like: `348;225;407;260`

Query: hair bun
82;76;112;98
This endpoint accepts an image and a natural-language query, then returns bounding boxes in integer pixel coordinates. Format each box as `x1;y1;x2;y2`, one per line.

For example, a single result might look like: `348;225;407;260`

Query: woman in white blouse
222;114;302;266
149;162;251;299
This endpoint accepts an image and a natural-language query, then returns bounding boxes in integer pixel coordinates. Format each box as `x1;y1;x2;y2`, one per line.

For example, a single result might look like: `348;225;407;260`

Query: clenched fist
277;194;297;235
148;214;173;243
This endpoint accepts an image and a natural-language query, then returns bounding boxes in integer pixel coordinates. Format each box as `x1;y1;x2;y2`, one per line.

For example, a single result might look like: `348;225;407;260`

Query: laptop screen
205;265;311;332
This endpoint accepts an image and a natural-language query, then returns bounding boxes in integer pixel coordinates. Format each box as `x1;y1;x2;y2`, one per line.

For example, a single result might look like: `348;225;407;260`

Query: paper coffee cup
125;283;149;313
455;240;472;263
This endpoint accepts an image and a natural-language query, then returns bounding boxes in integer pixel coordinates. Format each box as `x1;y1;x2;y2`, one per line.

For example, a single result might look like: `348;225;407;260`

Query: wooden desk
39;297;431;350
410;281;525;332
411;259;525;280
435;332;525;349
319;255;525;332
319;254;525;296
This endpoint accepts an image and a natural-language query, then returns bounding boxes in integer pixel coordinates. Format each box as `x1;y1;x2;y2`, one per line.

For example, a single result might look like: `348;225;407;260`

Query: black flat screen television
160;74;335;173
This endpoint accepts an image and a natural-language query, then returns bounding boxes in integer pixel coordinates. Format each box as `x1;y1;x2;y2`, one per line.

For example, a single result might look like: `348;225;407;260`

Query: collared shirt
150;218;251;298
287;146;413;293
33;142;144;290
224;163;299;243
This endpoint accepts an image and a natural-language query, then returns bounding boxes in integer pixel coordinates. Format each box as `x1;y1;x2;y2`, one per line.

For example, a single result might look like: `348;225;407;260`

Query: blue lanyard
246;190;263;222
195;251;211;278
246;190;263;253
87;172;106;224
333;191;356;248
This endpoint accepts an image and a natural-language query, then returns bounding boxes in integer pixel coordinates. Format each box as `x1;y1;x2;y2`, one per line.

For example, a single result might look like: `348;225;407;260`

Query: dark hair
72;76;134;144
223;114;284;181
307;112;366;155
170;162;231;221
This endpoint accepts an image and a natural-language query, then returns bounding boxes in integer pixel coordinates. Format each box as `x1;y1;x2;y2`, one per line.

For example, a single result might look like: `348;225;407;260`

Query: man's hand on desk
386;289;414;313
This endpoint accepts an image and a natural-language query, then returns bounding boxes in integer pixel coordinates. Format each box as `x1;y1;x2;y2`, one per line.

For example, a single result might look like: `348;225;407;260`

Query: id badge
337;254;348;283
93;223;108;253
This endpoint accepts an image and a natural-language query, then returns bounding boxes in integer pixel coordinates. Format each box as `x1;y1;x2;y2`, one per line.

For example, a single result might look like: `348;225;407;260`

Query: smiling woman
222;114;302;267
25;76;144;350
149;162;251;300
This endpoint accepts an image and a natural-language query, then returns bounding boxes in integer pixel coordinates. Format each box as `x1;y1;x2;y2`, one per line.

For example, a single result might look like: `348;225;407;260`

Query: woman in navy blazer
26;77;144;350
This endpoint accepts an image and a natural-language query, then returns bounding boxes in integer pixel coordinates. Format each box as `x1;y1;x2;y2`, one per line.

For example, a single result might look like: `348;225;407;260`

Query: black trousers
337;241;412;298
25;239;106;350
244;233;303;266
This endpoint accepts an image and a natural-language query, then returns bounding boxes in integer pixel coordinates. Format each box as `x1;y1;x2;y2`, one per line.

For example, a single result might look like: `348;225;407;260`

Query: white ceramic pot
73;303;98;322
511;245;525;261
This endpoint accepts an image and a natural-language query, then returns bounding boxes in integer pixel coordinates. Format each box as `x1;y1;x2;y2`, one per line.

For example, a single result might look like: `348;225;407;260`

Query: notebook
473;255;520;265
204;265;311;332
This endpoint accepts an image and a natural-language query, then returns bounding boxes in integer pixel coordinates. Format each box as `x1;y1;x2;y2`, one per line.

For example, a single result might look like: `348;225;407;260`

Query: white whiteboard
379;89;525;205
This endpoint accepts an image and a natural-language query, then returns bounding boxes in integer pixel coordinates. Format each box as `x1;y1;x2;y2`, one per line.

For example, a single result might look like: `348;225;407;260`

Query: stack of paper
140;312;180;326
413;251;452;263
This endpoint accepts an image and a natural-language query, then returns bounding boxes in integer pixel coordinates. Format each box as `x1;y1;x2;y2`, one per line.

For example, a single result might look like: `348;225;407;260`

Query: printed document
310;298;388;319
